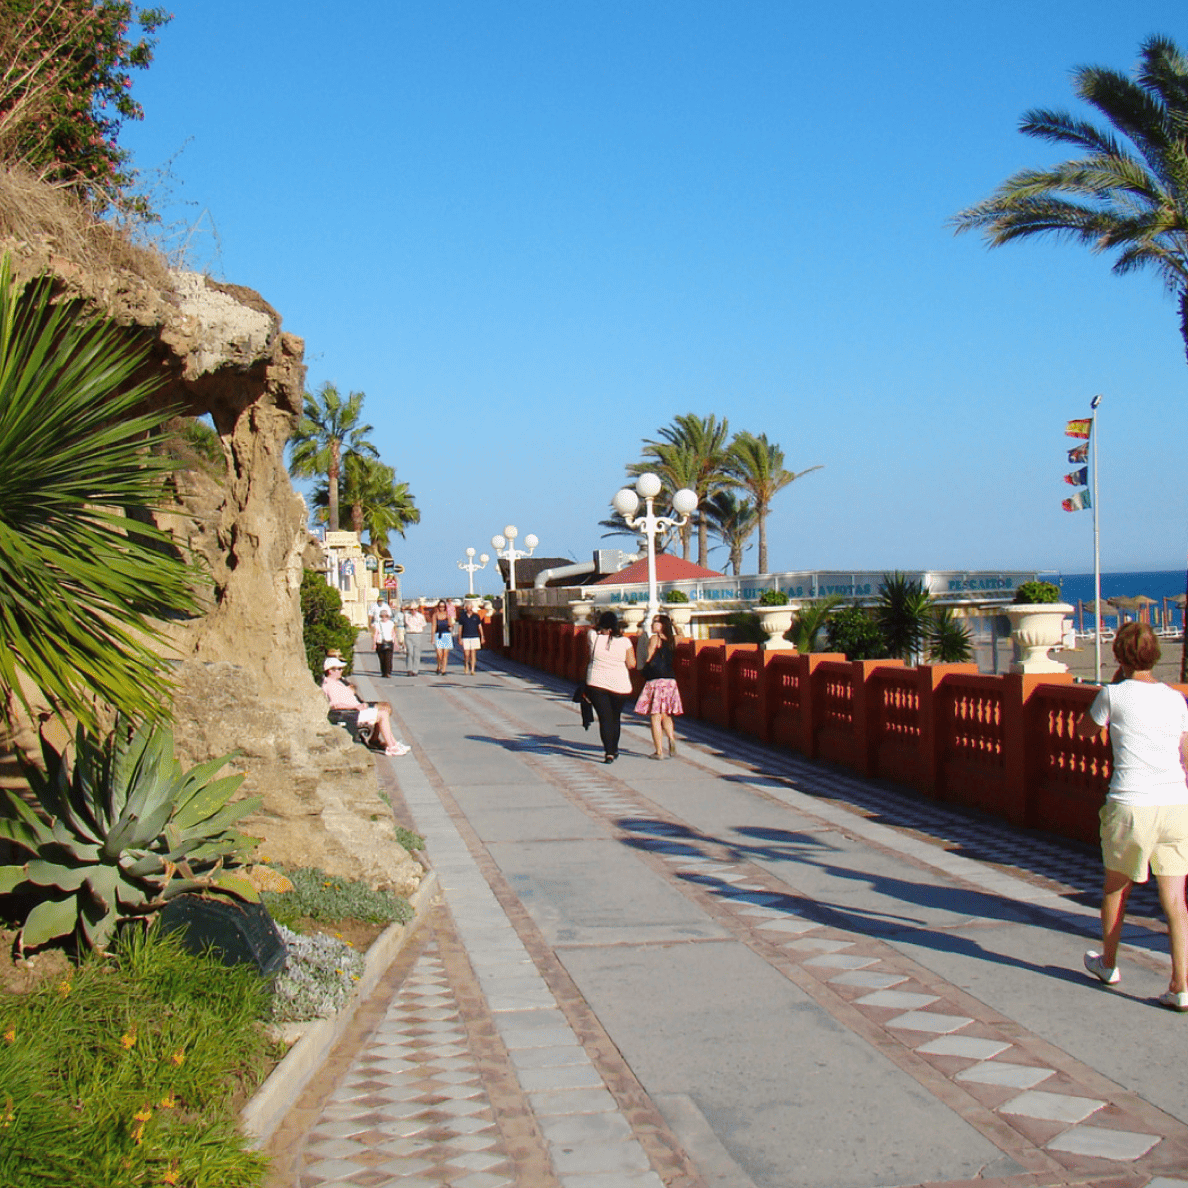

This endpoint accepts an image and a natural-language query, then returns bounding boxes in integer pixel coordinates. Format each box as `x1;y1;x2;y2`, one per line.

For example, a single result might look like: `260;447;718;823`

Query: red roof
594;554;724;585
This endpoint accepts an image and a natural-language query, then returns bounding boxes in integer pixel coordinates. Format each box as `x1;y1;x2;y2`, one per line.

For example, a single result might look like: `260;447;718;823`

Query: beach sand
1056;637;1186;686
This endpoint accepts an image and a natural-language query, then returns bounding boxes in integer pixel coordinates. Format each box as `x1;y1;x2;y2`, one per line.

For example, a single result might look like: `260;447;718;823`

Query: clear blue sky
121;1;1188;598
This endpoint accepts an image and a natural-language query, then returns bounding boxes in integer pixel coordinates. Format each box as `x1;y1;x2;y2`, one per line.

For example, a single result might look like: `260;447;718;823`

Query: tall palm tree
0;255;197;732
313;456;420;555
726;431;821;574
701;490;758;575
636;414;733;566
951;35;1188;676
626;441;702;560
289;381;377;533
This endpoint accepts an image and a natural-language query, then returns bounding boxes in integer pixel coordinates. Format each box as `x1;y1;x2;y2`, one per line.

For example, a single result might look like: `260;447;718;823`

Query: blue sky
122;1;1188;597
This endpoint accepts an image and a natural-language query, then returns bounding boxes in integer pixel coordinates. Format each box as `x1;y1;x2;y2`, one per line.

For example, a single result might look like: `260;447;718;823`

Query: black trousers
376;642;394;678
586;686;626;757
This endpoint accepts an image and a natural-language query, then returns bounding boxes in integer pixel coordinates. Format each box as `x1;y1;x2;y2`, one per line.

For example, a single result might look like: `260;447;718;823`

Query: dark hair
653;613;675;645
1113;621;1161;672
596;610;620;634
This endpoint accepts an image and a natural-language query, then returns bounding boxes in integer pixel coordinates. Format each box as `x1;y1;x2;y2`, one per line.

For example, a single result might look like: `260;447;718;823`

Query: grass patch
0;925;272;1188
261;868;414;932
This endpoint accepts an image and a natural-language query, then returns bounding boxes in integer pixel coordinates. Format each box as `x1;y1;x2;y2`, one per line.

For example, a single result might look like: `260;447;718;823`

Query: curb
240;867;440;1147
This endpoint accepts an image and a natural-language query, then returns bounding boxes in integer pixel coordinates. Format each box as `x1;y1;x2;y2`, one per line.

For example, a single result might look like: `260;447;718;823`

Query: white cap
324;656;346;671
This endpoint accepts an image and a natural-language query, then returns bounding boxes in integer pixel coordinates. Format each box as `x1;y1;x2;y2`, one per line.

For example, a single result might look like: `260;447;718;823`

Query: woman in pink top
586;610;636;763
1077;621;1188;1009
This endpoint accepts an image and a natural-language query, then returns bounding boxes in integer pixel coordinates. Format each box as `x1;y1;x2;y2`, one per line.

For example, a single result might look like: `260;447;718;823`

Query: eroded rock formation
0;178;422;896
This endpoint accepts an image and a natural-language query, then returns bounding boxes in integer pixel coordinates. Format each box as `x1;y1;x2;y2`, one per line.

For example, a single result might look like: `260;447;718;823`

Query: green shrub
928;606;974;663
1013;580;1062;604
301;569;355;679
758;589;789;606
269;926;365;1023
260;867;413;930
0;926;270;1188
826;606;888;660
663;589;689;603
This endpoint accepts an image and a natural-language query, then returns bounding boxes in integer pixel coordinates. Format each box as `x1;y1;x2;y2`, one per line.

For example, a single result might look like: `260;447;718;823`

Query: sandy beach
1056;636;1187;686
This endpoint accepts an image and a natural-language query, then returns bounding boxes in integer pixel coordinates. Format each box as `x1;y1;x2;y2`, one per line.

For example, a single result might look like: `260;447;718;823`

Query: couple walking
584;610;682;763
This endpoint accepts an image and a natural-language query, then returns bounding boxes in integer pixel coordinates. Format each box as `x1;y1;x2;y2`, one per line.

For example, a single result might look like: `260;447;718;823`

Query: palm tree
289;382;378;533
790;595;844;654
0;255;197;732
726;431;821;574
626;442;702;560
313;456;420;555
951;35;1188;676
701;490;758;575
875;572;933;663
636;414;733;566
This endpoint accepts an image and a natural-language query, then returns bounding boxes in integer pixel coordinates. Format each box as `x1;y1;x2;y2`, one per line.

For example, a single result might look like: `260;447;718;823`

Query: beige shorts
461;637;481;651
357;705;379;728
1100;800;1188;882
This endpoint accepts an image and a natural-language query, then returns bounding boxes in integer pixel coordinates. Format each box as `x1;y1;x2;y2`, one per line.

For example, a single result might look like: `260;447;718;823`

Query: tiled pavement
270;650;1188;1188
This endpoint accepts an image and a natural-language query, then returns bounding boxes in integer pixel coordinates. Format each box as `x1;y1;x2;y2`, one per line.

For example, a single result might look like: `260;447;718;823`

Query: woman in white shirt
1077;621;1188;1009
586;611;636;763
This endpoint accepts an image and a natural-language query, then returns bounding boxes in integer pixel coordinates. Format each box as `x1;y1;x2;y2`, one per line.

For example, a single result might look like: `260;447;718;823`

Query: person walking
373;604;397;678
635;613;683;759
1076;621;1188;1009
403;602;427;676
586;610;636;763
431;599;454;675
458;600;484;675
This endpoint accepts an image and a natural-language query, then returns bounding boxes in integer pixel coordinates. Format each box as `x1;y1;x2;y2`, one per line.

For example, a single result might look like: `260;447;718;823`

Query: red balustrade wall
495;617;1188;848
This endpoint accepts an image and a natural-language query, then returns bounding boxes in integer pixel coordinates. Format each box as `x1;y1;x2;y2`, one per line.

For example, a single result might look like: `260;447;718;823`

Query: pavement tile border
461;665;1188;1182
393;691;712;1188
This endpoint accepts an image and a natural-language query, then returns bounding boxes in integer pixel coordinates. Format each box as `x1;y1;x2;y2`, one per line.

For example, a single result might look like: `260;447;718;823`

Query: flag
1065;418;1092;439
1062;490;1091;512
1064;467;1088;486
1067;443;1089;464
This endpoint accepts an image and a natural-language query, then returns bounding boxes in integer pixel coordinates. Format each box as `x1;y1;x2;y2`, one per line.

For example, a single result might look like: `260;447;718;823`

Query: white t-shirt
1088;680;1188;806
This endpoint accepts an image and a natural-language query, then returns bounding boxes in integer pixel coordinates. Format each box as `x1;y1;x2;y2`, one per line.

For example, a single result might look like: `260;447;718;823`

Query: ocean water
1053;570;1185;629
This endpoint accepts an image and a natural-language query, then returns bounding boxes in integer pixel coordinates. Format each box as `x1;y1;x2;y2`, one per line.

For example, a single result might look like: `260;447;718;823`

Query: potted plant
662;588;693;630
753;589;797;649
1003;580;1074;673
619;596;647;631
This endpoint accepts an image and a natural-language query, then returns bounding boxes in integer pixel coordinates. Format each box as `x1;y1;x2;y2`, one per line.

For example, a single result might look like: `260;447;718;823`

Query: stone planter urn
569;600;594;626
1003;602;1075;673
664;603;694;632
620;605;647;632
753;604;798;650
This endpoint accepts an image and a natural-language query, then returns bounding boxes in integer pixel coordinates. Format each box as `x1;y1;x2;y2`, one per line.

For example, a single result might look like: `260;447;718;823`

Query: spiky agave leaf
0;253;201;732
2;718;261;951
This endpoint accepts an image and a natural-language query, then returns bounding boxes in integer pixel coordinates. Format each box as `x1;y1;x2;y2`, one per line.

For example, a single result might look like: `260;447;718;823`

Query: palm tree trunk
697;516;708;568
757;511;768;574
328;441;341;535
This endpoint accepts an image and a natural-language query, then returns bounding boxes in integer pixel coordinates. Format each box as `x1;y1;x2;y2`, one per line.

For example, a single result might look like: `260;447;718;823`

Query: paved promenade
266;645;1188;1188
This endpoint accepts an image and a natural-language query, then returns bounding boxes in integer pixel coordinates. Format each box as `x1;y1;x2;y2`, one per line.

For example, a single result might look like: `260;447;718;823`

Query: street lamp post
612;474;698;633
490;524;538;647
457;547;489;597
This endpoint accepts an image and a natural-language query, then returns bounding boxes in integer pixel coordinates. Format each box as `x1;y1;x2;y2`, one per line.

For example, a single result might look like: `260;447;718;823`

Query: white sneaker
1084;950;1120;985
1157;989;1188;1011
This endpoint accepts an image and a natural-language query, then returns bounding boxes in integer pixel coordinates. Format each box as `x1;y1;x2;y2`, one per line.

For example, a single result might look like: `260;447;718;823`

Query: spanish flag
1065;418;1092;439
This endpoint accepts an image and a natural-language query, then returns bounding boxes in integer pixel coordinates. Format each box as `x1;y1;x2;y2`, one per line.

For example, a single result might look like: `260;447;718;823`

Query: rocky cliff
0;173;422;896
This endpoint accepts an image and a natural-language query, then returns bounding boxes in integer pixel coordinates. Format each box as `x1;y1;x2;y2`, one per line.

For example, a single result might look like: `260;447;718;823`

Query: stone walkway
266;648;1188;1188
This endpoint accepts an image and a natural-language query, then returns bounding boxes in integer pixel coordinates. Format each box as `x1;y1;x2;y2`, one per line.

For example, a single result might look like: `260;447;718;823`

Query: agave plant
0;719;261;951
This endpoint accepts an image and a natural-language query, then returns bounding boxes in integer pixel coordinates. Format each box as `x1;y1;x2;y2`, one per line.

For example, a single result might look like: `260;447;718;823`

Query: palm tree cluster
951;34;1188;678
288;381;420;561
615;413;821;575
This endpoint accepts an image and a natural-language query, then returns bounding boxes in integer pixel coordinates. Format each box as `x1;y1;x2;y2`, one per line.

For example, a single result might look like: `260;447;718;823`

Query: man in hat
320;656;408;756
373;604;397;678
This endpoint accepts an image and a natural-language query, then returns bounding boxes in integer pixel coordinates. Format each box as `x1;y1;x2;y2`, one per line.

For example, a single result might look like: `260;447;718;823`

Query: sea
1051;570;1186;630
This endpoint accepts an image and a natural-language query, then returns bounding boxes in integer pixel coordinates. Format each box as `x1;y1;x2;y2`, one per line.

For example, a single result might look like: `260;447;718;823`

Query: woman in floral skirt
635;613;683;759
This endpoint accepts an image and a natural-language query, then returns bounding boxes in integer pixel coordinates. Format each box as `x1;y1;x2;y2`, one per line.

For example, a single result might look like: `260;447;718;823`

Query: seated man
321;656;409;756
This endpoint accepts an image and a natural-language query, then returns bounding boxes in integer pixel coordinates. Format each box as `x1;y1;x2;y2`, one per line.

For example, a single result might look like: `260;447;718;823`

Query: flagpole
1091;394;1102;684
